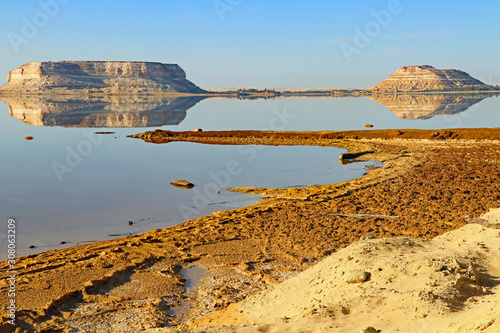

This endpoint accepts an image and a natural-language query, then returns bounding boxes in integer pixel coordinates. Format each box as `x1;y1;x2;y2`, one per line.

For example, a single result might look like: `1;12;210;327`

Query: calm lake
1;94;499;259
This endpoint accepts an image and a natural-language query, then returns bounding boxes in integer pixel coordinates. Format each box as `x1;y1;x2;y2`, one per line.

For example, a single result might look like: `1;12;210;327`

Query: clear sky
1;0;499;89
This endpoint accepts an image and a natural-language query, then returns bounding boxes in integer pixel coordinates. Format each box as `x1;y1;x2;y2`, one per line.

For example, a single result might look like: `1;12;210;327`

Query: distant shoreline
2;63;499;98
1;89;499;98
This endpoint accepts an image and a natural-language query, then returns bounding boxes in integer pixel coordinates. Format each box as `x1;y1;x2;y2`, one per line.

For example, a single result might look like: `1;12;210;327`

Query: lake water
1;94;499;259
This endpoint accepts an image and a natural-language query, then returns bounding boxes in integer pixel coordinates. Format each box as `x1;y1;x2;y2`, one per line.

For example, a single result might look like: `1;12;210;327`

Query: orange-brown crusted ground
129;128;500;144
1;129;500;332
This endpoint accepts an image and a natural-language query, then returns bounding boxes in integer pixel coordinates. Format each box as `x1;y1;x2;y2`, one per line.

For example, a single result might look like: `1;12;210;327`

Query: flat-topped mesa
0;61;206;95
370;65;495;93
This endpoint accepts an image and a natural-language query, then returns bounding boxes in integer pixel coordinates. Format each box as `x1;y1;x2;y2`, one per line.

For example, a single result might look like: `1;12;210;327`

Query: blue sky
0;0;499;88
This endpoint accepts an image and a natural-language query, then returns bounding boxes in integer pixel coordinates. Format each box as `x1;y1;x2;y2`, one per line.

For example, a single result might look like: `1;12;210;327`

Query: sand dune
147;209;500;333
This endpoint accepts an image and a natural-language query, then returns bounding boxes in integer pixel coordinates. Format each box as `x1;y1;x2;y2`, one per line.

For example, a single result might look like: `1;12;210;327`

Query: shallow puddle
167;265;208;317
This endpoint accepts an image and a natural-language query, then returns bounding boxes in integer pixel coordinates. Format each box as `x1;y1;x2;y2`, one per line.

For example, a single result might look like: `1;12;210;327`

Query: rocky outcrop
370;65;494;92
0;61;206;95
0;95;206;127
370;94;489;119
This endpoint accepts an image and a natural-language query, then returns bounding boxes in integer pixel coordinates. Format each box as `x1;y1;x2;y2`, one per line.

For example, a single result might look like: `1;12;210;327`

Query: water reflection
1;93;498;129
370;93;492;119
0;95;206;127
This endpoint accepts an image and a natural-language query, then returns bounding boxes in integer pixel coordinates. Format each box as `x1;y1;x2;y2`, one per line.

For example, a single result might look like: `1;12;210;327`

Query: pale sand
145;211;500;333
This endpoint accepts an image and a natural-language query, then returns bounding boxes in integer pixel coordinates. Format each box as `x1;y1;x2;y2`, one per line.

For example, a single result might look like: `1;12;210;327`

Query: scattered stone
25;136;34;140
388;130;404;137
60;241;67;245
194;128;203;132
361;327;379;333
171;180;195;188
28;245;36;249
365;232;375;239
237;262;251;271
344;270;370;283
363;123;373;128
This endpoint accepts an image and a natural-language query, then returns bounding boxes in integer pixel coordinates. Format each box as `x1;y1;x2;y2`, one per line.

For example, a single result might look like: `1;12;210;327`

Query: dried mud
1;129;500;332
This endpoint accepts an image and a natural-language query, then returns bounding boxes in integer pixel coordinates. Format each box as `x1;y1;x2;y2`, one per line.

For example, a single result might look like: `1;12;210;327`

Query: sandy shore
1;129;500;332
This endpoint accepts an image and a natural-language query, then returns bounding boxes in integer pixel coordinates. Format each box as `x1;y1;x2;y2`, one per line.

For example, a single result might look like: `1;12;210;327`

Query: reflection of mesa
369;94;489;119
0;61;205;95
0;95;205;127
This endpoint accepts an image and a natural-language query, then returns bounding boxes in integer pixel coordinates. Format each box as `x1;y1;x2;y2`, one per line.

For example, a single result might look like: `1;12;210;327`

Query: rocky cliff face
1;95;205;127
0;61;206;95
370;94;489;119
370;65;493;92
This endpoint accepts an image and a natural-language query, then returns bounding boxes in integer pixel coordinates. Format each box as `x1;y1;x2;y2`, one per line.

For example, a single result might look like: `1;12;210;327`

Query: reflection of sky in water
1;95;499;259
167;95;499;132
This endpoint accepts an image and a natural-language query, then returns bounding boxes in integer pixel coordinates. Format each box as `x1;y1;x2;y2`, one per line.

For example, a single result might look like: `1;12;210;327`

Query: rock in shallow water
171;180;195;189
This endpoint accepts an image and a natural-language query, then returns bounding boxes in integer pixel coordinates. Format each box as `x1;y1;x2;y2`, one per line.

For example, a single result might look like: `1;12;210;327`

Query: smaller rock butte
370;65;493;92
